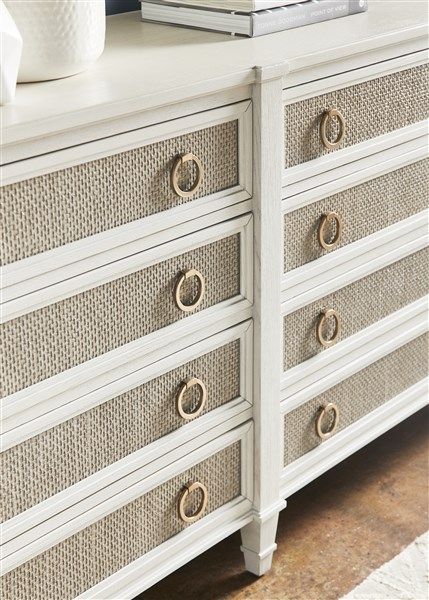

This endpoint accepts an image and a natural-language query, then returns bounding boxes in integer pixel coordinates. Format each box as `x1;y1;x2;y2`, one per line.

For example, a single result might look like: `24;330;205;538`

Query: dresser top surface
1;0;427;148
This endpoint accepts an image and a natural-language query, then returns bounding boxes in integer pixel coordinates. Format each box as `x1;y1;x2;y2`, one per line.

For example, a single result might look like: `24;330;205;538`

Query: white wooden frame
1;214;253;446
2;201;252;317
279;49;429;517
283;49;428;103
2;101;253;188
2;87;253;165
239;64;287;578
2;320;253;451
283;125;428;199
280;28;427;90
281;296;428;408
2;2;426;161
2;208;253;321
280;378;428;499
281;210;429;310
282;51;428;195
2;421;254;576
2;14;429;596
79;495;254;600
1;101;252;309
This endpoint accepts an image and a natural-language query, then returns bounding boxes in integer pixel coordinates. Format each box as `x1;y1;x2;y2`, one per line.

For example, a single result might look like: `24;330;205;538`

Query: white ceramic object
4;0;105;82
0;1;23;104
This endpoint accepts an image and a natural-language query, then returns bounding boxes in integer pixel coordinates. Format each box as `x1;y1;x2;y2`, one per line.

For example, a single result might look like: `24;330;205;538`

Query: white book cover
141;0;368;37
158;0;301;12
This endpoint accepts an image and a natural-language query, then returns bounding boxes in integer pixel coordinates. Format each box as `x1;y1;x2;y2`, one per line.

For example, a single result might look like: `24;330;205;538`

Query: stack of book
140;0;368;38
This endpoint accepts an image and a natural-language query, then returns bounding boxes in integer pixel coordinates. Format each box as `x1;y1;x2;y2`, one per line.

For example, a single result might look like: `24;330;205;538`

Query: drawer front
2;339;241;520
2;120;239;265
283;159;428;273
284;64;429;169
3;441;242;600
283;249;428;371
283;334;428;467
2;233;241;396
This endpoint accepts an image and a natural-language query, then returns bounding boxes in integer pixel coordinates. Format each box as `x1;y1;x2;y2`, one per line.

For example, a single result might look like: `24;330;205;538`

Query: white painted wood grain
283;50;428;104
2;9;428;594
2;211;253;321
282;124;428;198
281;297;428;408
281;210;429;309
240;65;286;576
0;2;426;155
2;421;254;574
280;379;428;498
2;321;253;450
77;497;253;599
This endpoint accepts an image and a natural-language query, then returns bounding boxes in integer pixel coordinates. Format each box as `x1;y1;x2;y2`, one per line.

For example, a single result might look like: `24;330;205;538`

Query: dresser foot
240;511;281;576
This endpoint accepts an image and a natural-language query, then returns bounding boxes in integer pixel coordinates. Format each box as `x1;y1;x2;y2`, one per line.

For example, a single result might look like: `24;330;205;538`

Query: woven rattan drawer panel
2;121;239;265
283;249;428;371
1;235;240;397
283;160;428;272
2;340;241;520
284;64;429;168
283;334;428;466
3;442;241;600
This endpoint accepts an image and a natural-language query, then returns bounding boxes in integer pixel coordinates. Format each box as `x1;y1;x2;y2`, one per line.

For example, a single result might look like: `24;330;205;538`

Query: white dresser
1;2;428;597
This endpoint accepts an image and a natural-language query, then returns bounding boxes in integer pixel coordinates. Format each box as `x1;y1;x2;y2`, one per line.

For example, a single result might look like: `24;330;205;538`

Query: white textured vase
0;1;23;104
4;0;105;82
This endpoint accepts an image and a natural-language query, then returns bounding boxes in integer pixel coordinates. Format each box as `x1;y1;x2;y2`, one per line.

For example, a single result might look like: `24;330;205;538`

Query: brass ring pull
316;308;341;348
315;402;340;440
317;211;343;251
174;268;205;312
320;108;346;150
171;153;204;198
178;481;208;523
176;377;207;420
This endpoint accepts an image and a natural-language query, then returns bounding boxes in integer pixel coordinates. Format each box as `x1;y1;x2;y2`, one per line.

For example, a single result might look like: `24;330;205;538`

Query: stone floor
138;406;429;600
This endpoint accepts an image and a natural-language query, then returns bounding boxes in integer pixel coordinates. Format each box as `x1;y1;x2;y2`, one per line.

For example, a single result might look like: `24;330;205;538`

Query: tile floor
138;406;429;600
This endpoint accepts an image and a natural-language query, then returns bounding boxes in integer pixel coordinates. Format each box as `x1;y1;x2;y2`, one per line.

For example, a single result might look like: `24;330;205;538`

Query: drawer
284;64;429;169
283;334;428;467
3;438;244;600
2;224;245;397
283;249;428;371
2;337;243;520
2;112;244;266
283;159;428;273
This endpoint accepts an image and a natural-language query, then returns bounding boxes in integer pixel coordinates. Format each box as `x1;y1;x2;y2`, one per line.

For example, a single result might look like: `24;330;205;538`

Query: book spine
141;2;250;35
157;1;303;11
251;0;368;37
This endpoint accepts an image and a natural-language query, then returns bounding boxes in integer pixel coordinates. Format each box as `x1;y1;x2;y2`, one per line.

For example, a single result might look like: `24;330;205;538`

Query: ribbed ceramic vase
4;0;105;82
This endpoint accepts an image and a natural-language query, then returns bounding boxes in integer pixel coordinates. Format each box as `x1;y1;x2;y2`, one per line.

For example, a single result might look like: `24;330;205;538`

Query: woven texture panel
283;249;428;370
284;159;429;272
284;334;428;466
1;235;240;397
2;121;239;265
2;341;241;520
3;442;241;600
284;65;429;168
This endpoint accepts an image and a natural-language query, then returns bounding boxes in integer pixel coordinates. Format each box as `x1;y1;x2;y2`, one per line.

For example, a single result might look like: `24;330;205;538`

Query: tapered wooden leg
240;512;280;576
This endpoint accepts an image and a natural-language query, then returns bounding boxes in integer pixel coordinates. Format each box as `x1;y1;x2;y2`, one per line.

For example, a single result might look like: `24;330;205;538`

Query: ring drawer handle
176;377;207;420
178;481;208;523
315;402;340;440
316;308;341;348
317;211;343;251
320;108;346;150
171;152;204;198
174;268;205;312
